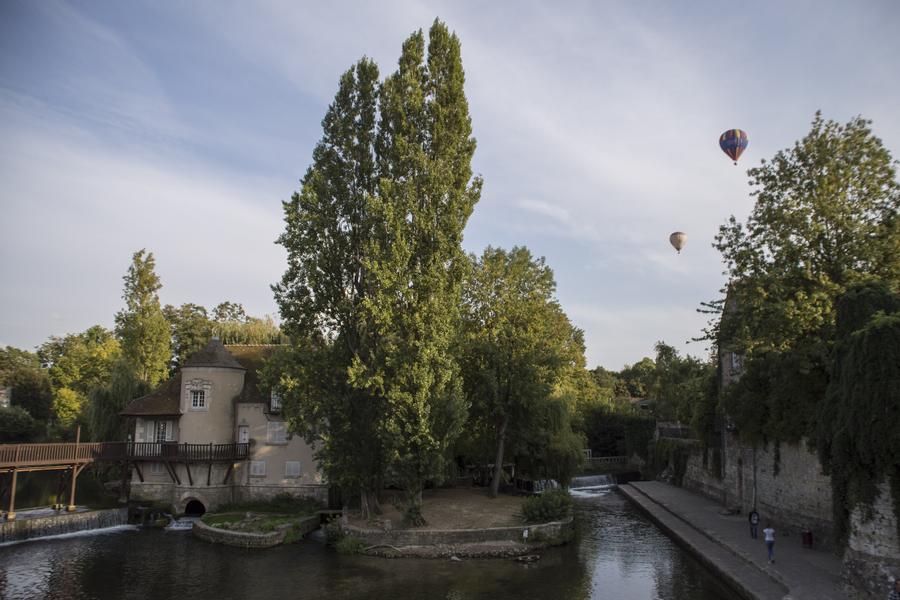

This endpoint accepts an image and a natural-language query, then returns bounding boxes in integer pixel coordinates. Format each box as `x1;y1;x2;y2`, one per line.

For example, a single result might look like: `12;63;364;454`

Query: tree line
0;249;284;444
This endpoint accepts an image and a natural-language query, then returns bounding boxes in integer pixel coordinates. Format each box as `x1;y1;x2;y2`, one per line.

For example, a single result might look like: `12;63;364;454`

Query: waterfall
165;515;200;531
0;508;129;544
569;474;616;491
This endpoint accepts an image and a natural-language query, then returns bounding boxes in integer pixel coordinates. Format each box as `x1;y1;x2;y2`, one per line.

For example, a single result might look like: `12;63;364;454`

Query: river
0;487;733;599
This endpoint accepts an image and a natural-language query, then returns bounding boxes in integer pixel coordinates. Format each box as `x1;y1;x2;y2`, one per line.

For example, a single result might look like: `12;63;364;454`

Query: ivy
817;283;900;547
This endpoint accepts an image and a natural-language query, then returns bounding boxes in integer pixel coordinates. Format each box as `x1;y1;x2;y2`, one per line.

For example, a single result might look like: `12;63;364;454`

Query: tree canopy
115;250;171;387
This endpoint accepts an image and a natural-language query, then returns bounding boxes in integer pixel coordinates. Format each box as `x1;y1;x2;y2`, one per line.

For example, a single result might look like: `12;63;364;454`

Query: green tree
355;21;482;523
618;357;655;398
648;342;715;425
715;113;899;356
211;301;247;323
114;250;171;387
0;347;52;423
86;360;148;442
213;315;286;345
163;303;212;369
713;113;899;441
273;57;387;517
38;326;121;427
0;406;41;442
460;247;582;496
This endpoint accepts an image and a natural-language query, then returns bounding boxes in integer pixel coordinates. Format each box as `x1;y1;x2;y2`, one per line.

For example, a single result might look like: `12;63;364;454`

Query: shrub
521;489;572;523
335;535;366;555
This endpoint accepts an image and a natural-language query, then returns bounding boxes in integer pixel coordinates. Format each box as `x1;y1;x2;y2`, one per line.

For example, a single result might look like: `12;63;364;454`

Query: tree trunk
490;415;509;498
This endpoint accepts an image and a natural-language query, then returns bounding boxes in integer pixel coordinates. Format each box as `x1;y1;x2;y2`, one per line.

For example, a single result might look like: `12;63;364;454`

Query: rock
515;554;540;563
449;555;462;562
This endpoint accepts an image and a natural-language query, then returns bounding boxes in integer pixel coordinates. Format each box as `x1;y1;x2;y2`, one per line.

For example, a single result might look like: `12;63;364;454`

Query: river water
0;487;733;600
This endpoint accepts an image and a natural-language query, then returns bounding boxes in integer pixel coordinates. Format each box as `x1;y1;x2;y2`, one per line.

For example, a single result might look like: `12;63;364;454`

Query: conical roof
183;338;245;370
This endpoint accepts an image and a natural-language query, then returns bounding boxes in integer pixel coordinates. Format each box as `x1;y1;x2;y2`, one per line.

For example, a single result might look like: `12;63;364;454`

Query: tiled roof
183;338;245;370
120;343;285;417
120;373;182;416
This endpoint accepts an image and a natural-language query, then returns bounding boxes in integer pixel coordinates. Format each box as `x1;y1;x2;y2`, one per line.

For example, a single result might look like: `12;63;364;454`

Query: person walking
888;577;900;600
748;510;759;539
763;523;776;563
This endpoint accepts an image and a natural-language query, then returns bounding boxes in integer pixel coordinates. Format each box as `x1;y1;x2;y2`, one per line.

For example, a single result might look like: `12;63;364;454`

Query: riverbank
341;487;572;558
620;481;849;600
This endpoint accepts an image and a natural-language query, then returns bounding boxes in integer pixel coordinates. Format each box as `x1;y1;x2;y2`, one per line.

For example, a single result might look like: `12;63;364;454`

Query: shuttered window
250;461;266;477
267;421;287;444
284;461;301;478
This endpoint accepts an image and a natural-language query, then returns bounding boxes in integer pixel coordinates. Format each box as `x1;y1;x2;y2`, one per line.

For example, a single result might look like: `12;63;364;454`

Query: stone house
120;339;325;514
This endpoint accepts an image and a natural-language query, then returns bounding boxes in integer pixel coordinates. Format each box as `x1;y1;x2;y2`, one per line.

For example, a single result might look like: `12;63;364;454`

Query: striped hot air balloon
719;129;749;165
669;231;687;254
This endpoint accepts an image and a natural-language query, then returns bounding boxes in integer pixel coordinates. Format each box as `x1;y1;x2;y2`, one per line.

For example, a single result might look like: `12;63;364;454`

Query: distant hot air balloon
719;129;749;165
670;231;687;254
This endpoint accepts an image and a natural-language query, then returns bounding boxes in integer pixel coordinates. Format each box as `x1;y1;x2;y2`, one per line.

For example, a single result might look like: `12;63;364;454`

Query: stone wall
0;508;128;544
680;435;834;548
343;516;573;547
237;483;329;506
843;483;900;599
130;481;328;512
192;519;283;548
192;514;320;548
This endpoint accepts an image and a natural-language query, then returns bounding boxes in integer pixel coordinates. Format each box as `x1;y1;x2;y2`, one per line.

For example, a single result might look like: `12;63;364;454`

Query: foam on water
0;525;139;548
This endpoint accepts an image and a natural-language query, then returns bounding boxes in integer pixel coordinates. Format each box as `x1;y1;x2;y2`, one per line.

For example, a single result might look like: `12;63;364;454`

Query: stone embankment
343;515;574;558
192;515;319;548
621;481;850;600
0;508;128;544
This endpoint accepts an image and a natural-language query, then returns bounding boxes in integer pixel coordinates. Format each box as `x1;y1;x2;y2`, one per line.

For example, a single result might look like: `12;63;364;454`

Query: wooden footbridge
0;430;248;520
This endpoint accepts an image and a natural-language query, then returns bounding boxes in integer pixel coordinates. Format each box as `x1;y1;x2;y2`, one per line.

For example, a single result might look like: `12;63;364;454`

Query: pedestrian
888;577;900;600
763;523;776;563
748;510;759;539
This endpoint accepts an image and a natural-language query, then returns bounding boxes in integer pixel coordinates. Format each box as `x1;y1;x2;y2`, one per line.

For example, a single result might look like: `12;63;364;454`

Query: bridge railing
0;442;250;468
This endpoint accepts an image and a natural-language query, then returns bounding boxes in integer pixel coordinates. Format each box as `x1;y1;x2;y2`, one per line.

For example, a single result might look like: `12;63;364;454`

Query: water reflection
0;489;731;600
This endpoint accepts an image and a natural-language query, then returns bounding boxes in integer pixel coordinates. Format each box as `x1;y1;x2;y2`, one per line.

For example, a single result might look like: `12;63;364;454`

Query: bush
335;535;366;555
0;406;41;442
521;489;572;523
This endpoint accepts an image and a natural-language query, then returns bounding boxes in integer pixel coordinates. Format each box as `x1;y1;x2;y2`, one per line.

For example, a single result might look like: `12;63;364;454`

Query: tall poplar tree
114;250;171;387
273;59;387;516
355;21;482;524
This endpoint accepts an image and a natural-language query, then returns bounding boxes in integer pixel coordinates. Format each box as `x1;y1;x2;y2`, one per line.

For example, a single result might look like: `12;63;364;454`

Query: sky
1;1;899;370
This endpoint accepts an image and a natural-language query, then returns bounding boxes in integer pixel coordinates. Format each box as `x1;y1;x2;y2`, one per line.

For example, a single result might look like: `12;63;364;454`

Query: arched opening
184;499;206;516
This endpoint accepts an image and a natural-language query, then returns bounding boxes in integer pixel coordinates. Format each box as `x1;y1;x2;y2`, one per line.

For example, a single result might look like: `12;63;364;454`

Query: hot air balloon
719;129;749;165
670;231;687;254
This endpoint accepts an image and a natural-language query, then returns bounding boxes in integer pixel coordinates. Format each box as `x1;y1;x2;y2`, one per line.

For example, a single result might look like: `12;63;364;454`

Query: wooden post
67;426;80;511
7;469;17;521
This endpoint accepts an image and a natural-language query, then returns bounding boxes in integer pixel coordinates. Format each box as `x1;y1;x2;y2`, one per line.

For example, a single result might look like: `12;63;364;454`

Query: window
731;352;744;373
250;460;266;477
238;425;250;444
267;421;288;444
191;390;206;409
149;462;164;474
155;421;171;443
270;389;282;412
284;461;301;478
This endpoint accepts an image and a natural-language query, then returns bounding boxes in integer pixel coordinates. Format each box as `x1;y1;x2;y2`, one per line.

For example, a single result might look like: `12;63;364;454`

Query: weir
0;507;129;544
569;474;616;491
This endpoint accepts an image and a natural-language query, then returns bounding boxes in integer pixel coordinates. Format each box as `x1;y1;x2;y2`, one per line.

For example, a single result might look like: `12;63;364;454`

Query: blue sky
1;1;899;369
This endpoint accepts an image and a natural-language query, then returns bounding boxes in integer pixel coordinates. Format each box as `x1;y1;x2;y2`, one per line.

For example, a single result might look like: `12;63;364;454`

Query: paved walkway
621;481;850;600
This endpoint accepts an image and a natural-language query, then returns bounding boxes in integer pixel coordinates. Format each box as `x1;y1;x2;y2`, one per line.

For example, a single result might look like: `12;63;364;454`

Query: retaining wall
192;514;319;549
680;435;834;548
343;516;573;547
0;508;128;544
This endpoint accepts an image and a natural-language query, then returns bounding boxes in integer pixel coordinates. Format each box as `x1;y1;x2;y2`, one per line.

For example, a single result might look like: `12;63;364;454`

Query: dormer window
191;389;206;409
270;390;282;412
